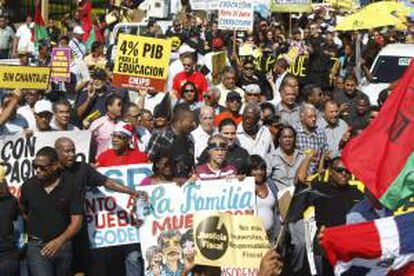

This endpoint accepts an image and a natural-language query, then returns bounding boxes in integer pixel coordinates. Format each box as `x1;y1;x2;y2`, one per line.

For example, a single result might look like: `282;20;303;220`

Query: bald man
191;106;216;162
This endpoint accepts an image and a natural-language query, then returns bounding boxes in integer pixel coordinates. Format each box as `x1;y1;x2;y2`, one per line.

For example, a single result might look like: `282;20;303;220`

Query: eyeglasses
333;167;350;174
36;112;52;119
183;89;195;93
208;142;228;151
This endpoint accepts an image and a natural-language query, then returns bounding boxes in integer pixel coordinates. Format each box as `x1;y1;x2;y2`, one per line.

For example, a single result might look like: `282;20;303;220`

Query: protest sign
112;34;172;91
138;178;256;275
191;0;219;10
85;164;152;248
218;0;254;31
270;0;312;13
212;51;227;84
0;131;91;197
51;48;71;82
194;212;268;269
0;66;50;89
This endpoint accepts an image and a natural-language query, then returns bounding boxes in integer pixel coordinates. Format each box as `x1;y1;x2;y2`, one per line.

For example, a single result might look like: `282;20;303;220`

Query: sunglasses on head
333;167;350;174
208;142;228;150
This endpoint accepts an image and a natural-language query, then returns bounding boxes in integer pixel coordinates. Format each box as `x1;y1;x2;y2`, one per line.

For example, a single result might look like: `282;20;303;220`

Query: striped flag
320;212;414;275
32;0;48;46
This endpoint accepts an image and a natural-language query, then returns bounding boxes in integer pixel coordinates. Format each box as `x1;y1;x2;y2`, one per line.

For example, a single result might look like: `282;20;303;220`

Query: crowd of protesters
0;0;413;275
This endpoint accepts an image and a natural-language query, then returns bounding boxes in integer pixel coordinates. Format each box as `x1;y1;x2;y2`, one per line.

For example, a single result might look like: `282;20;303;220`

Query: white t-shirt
257;187;276;231
16;24;34;54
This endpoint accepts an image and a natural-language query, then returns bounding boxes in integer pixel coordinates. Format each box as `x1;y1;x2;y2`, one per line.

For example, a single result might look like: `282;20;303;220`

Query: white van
360;43;414;104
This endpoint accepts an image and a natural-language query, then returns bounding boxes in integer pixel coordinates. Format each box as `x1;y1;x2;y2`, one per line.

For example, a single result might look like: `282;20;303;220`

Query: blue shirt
0;114;29;135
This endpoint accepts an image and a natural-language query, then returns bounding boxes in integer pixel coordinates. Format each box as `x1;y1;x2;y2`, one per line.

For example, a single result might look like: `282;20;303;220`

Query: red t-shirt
97;149;149;167
172;71;208;101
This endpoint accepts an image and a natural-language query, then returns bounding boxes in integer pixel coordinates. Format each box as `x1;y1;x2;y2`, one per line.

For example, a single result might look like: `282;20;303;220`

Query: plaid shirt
146;127;194;177
295;123;328;172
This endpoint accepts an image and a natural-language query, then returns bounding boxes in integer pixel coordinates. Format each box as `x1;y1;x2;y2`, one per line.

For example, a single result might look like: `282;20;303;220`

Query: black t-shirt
61;162;107;200
20;176;83;242
0;194;18;258
310;181;364;227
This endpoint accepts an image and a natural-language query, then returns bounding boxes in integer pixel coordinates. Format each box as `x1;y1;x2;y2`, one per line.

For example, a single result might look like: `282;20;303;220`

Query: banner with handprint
138;177;256;276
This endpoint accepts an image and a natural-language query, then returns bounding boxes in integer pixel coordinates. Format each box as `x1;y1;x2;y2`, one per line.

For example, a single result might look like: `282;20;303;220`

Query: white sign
85;164;153;248
0;131;91;197
138;178;256;276
191;0;219;10
218;0;254;31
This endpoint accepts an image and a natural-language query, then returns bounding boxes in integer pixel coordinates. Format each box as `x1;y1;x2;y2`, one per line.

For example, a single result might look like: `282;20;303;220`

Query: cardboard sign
0;131;91;198
194;212;268;269
112;34;172;91
218;0;254;31
191;0;219;10
0;66;50;89
212;51;227;85
51;48;71;82
138;178;256;276
85;164;153;248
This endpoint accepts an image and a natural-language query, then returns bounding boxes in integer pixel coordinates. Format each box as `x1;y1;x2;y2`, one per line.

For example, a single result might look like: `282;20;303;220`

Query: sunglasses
333;167;350;174
244;66;254;71
208;142;228;151
183;89;195;93
33;162;50;171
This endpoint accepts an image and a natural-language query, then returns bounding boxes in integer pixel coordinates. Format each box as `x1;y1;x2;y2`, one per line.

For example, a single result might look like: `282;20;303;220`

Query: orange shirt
214;111;243;126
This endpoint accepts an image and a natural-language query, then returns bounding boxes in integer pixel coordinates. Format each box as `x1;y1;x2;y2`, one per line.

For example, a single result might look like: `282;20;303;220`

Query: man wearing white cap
69;25;86;59
33;99;53;132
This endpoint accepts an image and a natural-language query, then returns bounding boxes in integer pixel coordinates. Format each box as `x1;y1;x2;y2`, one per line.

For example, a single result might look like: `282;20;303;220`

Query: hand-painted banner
0;66;51;89
0;131;91;197
218;0;254;31
194;212;268;269
85;164;153;248
138;177;256;276
51;48;71;82
112;34;172;91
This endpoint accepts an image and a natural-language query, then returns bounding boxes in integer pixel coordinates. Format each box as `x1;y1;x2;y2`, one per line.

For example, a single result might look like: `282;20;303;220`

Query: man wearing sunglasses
20;146;83;276
300;156;363;275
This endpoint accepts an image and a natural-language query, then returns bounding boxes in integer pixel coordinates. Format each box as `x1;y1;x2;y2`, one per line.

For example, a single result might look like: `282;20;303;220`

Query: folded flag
342;61;414;211
320;212;414;275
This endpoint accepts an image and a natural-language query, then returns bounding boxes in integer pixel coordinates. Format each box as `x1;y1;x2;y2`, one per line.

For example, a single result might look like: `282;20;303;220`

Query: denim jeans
27;238;73;276
125;249;143;276
0;254;19;276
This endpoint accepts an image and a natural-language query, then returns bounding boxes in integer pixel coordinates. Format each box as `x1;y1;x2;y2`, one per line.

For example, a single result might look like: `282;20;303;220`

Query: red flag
31;0;48;43
79;0;93;42
341;61;414;210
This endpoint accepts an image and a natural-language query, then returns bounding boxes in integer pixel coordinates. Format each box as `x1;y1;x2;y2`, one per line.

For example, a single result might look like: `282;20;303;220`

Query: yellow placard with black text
194;212;268;269
112;34;172;91
0;66;51;90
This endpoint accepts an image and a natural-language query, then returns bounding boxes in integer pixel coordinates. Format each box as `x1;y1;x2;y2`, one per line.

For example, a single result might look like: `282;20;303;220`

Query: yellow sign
113;34;172;91
194;212;268;269
0;66;51;90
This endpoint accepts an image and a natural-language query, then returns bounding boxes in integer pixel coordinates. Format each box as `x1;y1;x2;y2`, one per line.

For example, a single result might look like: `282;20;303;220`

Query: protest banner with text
191;0;219;10
0;131;91;197
270;0;312;13
138;177;256;275
0;66;51;89
218;0;254;31
85;164;153;248
194;212;268;269
51;48;71;82
112;34;172;91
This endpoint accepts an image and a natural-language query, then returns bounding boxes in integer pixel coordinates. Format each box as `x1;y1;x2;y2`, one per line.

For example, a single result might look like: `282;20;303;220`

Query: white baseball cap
178;44;195;55
73;26;85;35
34;99;53;114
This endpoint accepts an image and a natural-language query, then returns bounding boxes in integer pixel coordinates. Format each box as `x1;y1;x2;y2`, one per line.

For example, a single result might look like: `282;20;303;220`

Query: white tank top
256;188;276;231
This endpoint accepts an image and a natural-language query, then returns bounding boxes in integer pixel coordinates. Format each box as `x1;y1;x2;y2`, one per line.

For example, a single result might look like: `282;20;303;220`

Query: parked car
360;43;414;104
